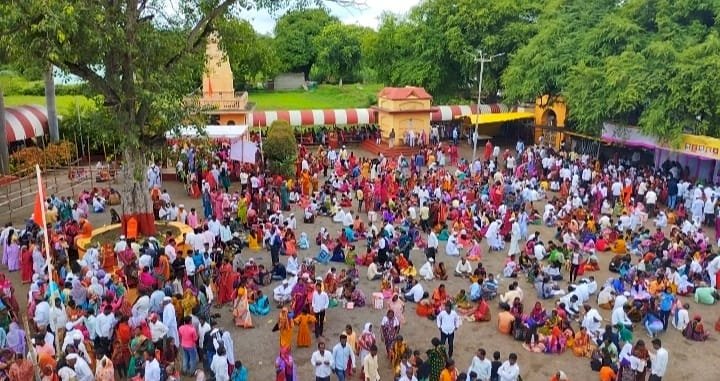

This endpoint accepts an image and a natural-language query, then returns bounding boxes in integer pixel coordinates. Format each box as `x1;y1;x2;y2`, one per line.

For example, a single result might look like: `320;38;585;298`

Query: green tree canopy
264;119;298;177
0;0;359;233
503;0;720;141
364;0;543;100
217;18;281;89
312;23;368;85
273;8;339;78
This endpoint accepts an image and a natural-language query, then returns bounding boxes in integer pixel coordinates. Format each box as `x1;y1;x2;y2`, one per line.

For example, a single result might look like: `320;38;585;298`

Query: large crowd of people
0;127;719;381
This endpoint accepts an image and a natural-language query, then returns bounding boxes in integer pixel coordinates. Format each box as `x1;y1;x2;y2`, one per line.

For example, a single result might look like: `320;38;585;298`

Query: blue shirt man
332;334;356;381
470;281;483;301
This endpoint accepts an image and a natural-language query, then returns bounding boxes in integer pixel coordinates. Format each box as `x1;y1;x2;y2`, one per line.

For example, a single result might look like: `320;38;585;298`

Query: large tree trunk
119;147;156;237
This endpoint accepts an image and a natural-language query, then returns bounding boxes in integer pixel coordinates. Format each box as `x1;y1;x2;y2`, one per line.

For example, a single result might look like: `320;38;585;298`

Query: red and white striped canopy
248;104;513;127
431;103;510;122
250;108;376;127
3;105;49;143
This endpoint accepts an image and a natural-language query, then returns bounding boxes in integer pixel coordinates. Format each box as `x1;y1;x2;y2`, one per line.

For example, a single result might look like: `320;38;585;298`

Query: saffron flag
33;166;48;228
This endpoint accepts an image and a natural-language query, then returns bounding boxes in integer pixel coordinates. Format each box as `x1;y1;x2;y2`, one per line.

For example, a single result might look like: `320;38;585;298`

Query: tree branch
163;0;236;70
55;60;120;105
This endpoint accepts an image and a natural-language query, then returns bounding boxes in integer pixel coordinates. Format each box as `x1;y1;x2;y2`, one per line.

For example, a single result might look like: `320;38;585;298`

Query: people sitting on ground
249;290;270;316
419;258;435;281
683;315;710;341
497;304;515;335
455;257;473;278
367;260;381;281
434;261;449;281
404;278;427;304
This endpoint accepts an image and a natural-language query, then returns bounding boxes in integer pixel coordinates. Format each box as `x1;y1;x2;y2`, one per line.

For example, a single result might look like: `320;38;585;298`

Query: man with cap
114;235;128;255
273;279;293;307
62;329;90;360
66;352;94;381
162;296;180;348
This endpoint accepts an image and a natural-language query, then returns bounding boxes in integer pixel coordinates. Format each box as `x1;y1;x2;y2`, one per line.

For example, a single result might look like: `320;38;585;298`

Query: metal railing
184;91;250;111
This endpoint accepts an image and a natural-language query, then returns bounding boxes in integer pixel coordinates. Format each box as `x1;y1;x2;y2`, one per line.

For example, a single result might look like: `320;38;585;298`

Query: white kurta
445;235;459;256
162;303;179;347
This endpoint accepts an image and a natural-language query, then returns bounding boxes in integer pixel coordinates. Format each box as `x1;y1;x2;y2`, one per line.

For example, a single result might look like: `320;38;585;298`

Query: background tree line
3;0;720;142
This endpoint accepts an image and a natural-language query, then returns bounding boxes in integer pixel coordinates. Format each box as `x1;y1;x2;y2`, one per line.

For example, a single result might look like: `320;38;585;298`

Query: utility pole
0;87;8;175
45;64;60;142
468;50;504;161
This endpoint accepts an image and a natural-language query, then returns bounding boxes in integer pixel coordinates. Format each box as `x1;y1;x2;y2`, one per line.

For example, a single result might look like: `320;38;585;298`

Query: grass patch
249;83;383;110
4;95;94;116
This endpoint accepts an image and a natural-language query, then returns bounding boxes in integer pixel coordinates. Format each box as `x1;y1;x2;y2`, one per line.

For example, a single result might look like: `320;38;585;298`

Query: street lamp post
469;50;504;161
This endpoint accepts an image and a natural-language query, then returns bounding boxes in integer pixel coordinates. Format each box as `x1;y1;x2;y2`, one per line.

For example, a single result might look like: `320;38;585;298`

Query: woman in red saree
19;245;33;284
217;260;239;306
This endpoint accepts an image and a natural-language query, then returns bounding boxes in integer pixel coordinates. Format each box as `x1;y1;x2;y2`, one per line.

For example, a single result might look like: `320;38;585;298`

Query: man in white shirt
273;280;293;306
404;279;426;303
66;353;94;381
95;305;116;356
143;349;162;381
148;314;169;345
497;353;520;381
649;338;668;381
533;241;547;261
34;299;51;329
367;260;381;281
311;341;334;381
467;348;492;381
645;189;658;218
455;257;473;277
286;253;300;275
436;302;461;357
164;240;177;263
312;280;330;338
611;304;633;330
581;304;604;340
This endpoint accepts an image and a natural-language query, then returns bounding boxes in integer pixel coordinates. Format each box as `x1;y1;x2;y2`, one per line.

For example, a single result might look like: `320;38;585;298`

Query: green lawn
3;95;94;116
249;83;384;110
3;84;384;116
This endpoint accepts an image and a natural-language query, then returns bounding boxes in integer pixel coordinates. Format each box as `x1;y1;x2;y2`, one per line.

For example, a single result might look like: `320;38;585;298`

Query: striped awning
250;108;376;127
3;105;49;143
431;103;510;122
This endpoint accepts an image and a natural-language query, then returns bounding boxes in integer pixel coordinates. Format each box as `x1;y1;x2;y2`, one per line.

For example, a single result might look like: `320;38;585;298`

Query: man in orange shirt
439;359;458;381
497;305;516;335
599;360;616;381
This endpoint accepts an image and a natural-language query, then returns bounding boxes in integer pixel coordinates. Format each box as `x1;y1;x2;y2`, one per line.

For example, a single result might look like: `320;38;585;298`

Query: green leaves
273;8;339;78
312;23;366;85
264;120;298;177
504;0;720;140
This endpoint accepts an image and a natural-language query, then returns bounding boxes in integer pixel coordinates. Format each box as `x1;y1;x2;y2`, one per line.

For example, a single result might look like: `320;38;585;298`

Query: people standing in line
436;302;461;358
332;334;356;381
312;279;330;338
311;341;334;381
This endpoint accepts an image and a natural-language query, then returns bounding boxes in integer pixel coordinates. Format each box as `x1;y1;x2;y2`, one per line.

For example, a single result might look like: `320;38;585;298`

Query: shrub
263;120;298;177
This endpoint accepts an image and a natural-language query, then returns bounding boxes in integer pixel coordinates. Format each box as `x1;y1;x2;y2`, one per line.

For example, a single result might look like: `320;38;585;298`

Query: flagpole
35;164;58;360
